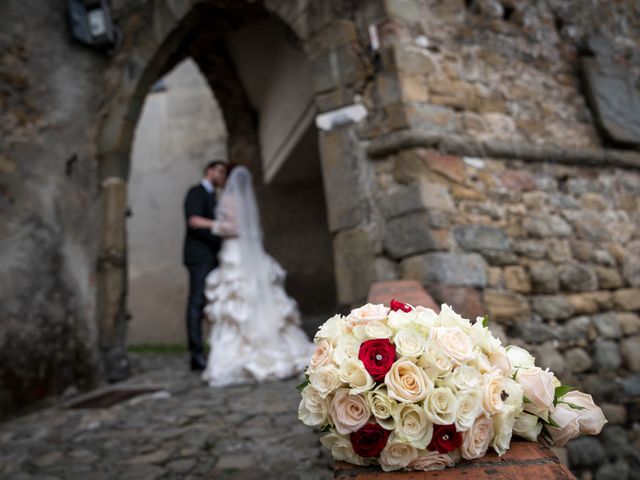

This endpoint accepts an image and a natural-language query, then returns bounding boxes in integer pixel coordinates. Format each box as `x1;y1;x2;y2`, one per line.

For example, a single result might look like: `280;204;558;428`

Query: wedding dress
202;166;313;387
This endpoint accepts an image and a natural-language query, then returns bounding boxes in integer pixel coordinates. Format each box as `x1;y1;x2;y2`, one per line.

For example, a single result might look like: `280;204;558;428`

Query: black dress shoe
190;353;207;371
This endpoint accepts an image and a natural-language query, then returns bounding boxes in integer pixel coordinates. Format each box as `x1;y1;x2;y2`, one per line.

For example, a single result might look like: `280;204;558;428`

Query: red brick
368;280;439;311
428;285;484;320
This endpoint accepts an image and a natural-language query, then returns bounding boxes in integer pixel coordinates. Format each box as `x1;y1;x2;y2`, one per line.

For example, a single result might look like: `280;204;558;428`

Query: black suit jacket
183;184;222;266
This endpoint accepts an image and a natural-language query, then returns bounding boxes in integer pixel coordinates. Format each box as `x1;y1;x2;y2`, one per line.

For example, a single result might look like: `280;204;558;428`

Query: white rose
333;335;361;365
482;371;507;415
454;389;483;432
461;416;494;460
438;304;471;331
298;385;330;427
430;327;474;365
387;309;418;331
468;318;502;354
492;406;516;456
414;306;439;332
315;314;347;344
320;432;368;465
394;403;433;449
418;340;453;378
502;377;524;414
309;339;333;371
393;328;426;358
379;434;419;472
467;348;493;374
424;387;457;425
513;412;542;441
385;358;434;403
559;391;607;435
506;345;536;371
339;358;375;394
329;388;371;435
309;365;342;398
516;367;555;421
409;450;456;471
547;403;581;447
345;303;390;330
488;349;511;375
441;365;482;392
366;385;398;430
352;321;394;341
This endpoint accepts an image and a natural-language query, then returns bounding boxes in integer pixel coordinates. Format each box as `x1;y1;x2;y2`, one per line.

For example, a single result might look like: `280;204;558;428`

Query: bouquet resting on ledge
298;301;607;472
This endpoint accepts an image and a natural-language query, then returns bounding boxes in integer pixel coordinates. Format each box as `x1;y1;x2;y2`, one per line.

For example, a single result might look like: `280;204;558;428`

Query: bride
191;165;312;387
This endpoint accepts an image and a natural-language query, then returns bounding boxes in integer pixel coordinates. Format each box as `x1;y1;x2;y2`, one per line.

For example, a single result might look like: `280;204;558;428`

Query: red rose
358;339;396;381
429;424;462;453
390;298;412;312
351;423;391;457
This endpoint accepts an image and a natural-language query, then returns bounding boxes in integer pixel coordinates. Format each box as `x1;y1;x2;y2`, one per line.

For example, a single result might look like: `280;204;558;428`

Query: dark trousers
186;263;216;357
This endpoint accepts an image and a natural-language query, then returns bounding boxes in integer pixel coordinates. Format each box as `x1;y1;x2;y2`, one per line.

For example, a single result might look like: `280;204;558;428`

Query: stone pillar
96;177;130;381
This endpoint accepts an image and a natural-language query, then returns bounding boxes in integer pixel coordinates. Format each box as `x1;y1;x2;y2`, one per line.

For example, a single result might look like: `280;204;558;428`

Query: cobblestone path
0;354;332;479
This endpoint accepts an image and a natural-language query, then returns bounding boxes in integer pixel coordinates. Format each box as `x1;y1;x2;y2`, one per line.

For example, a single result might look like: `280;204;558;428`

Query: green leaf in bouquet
482;315;489;328
544;416;561;428
523;395;532;404
319;424;332;432
553;385;576;403
296;373;310;392
557;401;586;410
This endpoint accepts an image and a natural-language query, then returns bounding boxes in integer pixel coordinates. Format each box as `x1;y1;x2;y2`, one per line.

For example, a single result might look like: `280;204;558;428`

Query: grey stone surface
531;295;574;321
383;212;443;259
513;240;546;259
620;336;640;371
594;338;622;370
534;342;566;375
523;215;572;238
559;263;598;292
622;257;640;287
567;437;606;468
528;262;560;293
592;312;622;339
452;224;510;252
0;354;331;480
561;316;592;343
379;180;454;218
401;252;487;287
565;347;593;373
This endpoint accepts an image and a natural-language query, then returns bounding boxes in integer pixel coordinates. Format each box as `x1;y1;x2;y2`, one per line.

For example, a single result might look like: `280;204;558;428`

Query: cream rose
414;306;439;332
547;403;581;447
424;387;457;425
394;403;433;449
454;389;483;432
366;385;398;430
438;304;472;331
309;339;333;371
339;358;375;394
468;318;502;354
333;335;361;365
409;450;456;471
502;377;524;414
513;412;542;441
461;416;494;460
379;434;419;472
506;345;535;370
559;391;607;435
345;303;390;330
320;432;368;465
329;389;371;435
385;358;434;403
467;348;492;374
387;309;418;331
352;321;394;341
430;327;474;365
418;340;453;378
393;328;426;358
298;385;330;427
442;365;482;392
492;406;516;456
315;314;347;344
488;349;511;375
516;367;555;421
309;364;342;398
482;371;507;415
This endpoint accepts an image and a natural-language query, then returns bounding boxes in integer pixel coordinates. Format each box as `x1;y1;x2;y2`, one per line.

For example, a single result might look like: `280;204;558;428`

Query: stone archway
95;0;373;379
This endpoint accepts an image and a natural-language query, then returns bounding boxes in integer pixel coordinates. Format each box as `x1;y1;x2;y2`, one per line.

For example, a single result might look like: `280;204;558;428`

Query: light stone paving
0;354;332;480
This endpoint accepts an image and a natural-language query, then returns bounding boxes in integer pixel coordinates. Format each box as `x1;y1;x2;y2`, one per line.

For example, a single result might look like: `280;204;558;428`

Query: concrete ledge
334;440;576;479
367;130;640;170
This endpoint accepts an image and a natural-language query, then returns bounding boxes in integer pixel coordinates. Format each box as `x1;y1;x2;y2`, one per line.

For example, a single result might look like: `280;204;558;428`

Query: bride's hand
188;215;213;229
211;220;238;237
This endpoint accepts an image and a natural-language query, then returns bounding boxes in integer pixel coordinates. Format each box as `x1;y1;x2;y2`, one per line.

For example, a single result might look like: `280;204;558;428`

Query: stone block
534;342;566;376
383;212;445;259
565;292;612;315
528;262;560;293
567;437;606;468
483;289;531;325
503;266;531;293
600;403;627;425
417;150;465;183
559;263;598;292
592;312;622;339
452;224;510;253
374;256;398;282
565;347;593;373
531;295;574;321
401;252;487;287
523;215;572;238
499;170;536;192
310;44;369;94
620;336;640;371
379;179;454;218
560;316;592;343
622;256;640;287
593;338;621;370
546;239;573;263
595;266;624;289
428;78;479;110
513;240;547;259
617;312;640;336
405;103;458;134
428;285;484;321
334;228;376;305
319;127;368;232
612;288;640;311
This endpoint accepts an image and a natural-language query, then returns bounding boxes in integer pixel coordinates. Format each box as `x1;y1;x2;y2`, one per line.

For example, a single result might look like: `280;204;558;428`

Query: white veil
215;166;284;344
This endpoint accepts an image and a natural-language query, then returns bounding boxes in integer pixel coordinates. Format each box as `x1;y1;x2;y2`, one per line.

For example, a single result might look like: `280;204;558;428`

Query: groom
183;160;228;370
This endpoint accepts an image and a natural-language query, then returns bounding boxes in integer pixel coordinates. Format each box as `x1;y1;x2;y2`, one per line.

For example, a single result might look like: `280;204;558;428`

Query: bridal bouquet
298;301;606;472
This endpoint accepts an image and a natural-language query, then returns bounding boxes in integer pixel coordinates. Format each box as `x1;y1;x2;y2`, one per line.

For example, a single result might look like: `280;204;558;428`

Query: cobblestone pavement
0;354;332;479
